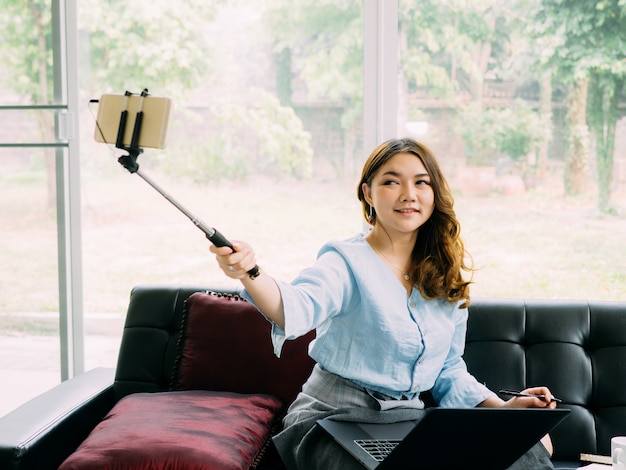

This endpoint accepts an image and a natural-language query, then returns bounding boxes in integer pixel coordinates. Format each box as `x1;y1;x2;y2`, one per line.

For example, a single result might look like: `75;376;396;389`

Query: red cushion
58;390;282;470
170;291;316;405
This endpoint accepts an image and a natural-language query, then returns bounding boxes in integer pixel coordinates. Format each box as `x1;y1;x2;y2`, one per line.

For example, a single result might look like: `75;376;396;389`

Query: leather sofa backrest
114;287;626;463
113;286;228;399
465;297;626;462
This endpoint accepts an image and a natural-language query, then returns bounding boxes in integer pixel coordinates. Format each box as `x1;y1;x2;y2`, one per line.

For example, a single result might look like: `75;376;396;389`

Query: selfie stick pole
115;90;260;279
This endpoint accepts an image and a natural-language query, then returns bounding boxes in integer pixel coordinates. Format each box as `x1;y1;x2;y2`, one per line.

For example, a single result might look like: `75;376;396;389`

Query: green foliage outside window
456;101;546;166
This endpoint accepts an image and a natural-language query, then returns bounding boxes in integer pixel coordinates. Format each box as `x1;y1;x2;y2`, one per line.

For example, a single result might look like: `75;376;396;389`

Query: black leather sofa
0;285;625;469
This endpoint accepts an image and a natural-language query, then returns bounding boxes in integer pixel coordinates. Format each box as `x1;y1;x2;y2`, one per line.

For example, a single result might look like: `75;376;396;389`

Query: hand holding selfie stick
114;89;260;279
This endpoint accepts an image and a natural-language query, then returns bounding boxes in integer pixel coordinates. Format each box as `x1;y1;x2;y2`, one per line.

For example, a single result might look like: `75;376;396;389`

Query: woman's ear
361;182;373;206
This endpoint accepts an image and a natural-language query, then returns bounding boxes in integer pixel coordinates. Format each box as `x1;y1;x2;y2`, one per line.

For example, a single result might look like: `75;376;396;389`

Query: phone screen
94;93;172;149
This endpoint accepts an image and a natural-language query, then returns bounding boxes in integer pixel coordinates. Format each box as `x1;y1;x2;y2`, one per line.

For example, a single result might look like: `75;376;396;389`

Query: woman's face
362;152;435;236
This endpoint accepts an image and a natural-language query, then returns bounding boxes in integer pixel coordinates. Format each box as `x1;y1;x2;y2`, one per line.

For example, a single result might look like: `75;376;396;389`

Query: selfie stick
114;89;260;279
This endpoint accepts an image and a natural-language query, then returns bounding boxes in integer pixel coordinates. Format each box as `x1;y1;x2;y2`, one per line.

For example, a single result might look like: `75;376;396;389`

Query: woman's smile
395;207;419;215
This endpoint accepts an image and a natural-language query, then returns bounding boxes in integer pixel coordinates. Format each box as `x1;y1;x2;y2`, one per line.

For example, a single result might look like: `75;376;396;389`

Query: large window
1;0;624;417
0;0;82;415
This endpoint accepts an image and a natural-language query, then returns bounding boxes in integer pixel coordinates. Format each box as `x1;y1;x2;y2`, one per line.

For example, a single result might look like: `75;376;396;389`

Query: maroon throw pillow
170;291;316;405
58;390;282;470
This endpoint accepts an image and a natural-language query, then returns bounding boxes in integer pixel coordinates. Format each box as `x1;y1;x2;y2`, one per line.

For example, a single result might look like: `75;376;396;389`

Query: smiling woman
1;0;626;425
208;137;557;470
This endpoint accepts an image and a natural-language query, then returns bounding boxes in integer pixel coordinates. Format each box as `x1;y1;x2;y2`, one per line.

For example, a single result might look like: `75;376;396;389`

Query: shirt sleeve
430;304;496;407
242;248;354;357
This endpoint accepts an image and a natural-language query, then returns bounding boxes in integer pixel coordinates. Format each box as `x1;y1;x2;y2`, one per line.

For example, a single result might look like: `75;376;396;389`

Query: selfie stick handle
115;91;260;280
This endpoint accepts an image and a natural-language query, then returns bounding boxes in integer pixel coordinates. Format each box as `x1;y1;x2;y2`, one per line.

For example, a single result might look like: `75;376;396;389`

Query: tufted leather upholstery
111;285;227;400
464;297;626;465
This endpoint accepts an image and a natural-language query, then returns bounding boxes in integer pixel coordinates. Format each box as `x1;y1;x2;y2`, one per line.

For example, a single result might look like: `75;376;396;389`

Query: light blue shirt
242;233;495;408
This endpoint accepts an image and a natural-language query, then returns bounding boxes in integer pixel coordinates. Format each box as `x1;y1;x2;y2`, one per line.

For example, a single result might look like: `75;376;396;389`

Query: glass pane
0;109;60;144
0;0;55;106
0;0;66;417
398;0;626;301
79;1;365;369
0;147;61;417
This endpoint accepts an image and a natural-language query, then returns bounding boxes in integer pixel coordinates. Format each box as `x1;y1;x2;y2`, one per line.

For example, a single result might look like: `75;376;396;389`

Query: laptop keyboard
354;439;402;462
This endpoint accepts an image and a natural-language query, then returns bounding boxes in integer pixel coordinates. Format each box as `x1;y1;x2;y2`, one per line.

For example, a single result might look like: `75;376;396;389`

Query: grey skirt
272;364;554;470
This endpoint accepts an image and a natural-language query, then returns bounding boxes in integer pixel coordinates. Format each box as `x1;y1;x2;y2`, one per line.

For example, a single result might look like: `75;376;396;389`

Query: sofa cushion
58;390;282;470
170;291;316;405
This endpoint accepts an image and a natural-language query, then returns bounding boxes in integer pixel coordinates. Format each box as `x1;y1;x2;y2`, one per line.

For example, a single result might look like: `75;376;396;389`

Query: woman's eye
416;179;431;185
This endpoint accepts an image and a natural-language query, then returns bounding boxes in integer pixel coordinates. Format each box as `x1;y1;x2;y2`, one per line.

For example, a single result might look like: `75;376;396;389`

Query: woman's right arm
209;242;286;329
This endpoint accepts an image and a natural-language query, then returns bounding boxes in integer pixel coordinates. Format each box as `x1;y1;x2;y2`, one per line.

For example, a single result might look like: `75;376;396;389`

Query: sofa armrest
0;367;116;470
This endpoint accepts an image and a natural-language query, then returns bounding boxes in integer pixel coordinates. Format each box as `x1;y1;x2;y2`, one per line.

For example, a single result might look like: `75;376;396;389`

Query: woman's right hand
209;241;257;280
210;240;285;328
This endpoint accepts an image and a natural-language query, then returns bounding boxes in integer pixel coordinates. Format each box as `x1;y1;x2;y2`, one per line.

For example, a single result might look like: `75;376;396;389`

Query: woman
210;138;556;469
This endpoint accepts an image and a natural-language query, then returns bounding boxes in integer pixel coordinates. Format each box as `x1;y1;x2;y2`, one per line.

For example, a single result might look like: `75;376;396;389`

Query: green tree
399;0;507;104
263;0;362;174
265;0;362;122
585;0;626;214
0;0;52;100
0;0;55;207
502;0;561;183
78;0;222;99
537;0;626;213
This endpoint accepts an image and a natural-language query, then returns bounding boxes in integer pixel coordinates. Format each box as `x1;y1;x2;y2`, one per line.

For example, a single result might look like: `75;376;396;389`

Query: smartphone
94;93;172;149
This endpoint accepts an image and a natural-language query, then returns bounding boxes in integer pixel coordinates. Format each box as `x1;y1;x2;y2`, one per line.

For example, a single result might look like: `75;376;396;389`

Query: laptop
318;407;570;470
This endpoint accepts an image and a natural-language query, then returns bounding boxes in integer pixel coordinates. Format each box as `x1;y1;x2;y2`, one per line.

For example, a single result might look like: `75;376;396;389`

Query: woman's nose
401;183;417;201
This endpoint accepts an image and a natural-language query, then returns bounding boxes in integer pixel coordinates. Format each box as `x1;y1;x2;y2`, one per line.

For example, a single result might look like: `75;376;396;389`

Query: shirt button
409;302;416;308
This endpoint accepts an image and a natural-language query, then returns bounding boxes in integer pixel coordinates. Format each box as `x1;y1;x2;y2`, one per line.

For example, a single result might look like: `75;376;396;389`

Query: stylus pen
499;389;562;403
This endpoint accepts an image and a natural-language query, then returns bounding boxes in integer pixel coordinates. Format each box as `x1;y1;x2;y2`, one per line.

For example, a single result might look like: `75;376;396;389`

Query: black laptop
318;407;570;470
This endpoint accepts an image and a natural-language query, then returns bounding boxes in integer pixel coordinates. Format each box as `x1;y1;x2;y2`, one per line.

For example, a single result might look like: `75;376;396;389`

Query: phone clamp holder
115;89;145;173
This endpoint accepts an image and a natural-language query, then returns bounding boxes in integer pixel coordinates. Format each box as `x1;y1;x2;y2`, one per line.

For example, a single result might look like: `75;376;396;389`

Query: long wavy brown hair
357;138;474;307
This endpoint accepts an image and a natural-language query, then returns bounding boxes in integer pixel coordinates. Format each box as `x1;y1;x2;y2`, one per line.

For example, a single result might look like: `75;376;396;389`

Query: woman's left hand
503;386;558;409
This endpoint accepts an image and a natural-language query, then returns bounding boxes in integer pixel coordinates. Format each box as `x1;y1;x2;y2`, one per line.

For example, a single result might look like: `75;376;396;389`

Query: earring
368;205;375;225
